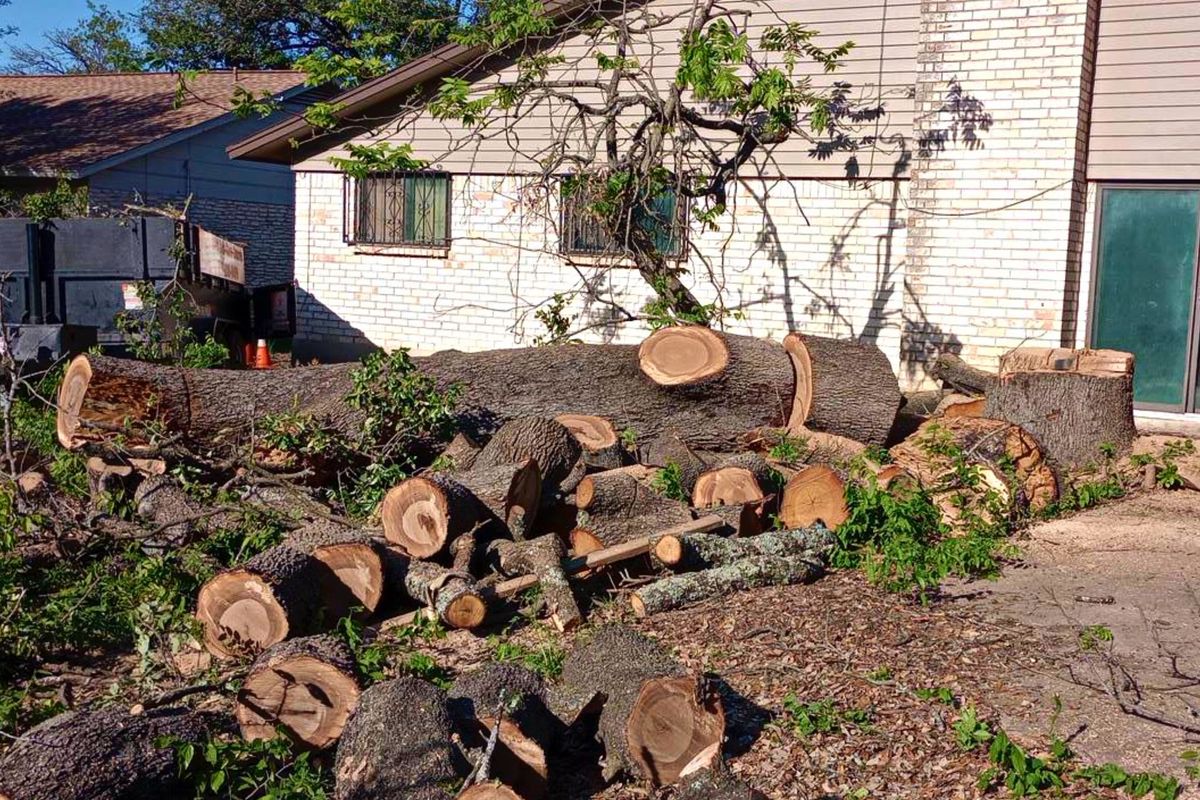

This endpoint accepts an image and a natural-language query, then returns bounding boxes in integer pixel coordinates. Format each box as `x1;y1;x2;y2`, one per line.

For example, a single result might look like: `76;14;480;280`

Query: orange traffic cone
254;339;272;369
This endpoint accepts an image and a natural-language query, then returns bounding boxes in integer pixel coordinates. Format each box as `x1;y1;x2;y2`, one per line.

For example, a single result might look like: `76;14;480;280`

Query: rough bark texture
0;706;223;800
676;765;767;800
132;474;218;551
334;676;468;800
631;555;824;617
236;634;361;749
490;535;582;631
639;435;708;494
442;431;482;471
571;468;692;552
473;417;584;493
558;624;724;785
384;548;486;629
457;461;543;539
457;784;523;800
555;414;625;470
984;372;1136;469
930;352;996;396
286;522;385;618
784;333;901;447
196;544;321;658
702;501;765;537
654;527;833;571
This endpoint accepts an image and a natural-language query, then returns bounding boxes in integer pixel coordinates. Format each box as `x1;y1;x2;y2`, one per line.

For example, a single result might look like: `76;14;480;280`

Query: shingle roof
0;71;305;176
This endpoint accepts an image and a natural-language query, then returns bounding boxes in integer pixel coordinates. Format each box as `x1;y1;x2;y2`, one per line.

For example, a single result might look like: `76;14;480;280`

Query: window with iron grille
560;185;686;258
344;172;451;247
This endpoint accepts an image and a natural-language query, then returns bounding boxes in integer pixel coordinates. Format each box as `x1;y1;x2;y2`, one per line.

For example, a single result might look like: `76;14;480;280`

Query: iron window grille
560;184;686;258
343;171;452;247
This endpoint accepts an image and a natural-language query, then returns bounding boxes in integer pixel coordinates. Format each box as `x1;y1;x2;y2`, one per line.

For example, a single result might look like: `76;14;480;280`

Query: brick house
0;71;311;288
231;0;1200;418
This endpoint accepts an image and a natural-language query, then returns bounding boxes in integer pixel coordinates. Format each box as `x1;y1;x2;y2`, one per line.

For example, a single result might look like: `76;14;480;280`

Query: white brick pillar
901;0;1099;389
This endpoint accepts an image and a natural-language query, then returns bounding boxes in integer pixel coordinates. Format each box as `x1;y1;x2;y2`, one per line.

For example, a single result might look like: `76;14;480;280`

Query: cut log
0;706;221;800
638;325;730;386
441;431;482;472
196;544;321;658
570;467;692;553
490;535;583;631
449;663;559;799
87;456;134;501
639;435;708;495
934;393;986;418
930;352;996;396
890;416;1058;517
630;554;824;617
692;453;775;509
555;413;625;470
384;548;486;629
998;347;1132;378
783;333;901;447
334;676;468;800
984;367;1136;469
235;634;361;749
675;763;767;800
780;465;849;531
457;785;523;800
652;526;833;571
287;522;384;619
703;500;765;537
380;460;541;557
473;417;583;493
558;624;724;785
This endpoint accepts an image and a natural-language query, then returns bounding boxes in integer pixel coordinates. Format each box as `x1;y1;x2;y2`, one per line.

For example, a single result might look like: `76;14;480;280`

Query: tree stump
236;634;361;749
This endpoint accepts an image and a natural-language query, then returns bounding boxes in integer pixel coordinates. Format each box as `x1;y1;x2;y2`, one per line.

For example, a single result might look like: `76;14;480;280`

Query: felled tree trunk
380;460;541;557
132;474;224;552
780;465;850;531
472;417;584;493
0;706;222;800
196;544;321;658
490;535;582;631
334;676;468;800
782;333;901;447
984;366;1136;469
652;527;832;571
691;453;775;509
449;664;559;800
555;414;625;470
287;522;385;619
236;634;361;749
630;555;824;617
930;352;996;396
384;548;486;629
571;467;692;553
558;625;724;785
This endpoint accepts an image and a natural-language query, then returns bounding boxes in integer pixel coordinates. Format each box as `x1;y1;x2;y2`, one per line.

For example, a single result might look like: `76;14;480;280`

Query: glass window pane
1093;188;1200;408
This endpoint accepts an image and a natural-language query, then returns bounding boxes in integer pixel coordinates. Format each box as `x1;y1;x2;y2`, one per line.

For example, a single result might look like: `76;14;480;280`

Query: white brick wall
295;172;908;372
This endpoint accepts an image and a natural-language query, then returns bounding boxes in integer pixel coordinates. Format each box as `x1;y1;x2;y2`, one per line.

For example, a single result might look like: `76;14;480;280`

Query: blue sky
2;0;142;49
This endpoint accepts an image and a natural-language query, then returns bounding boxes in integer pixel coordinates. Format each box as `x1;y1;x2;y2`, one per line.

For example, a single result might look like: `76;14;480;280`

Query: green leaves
451;0;551;49
781;695;873;739
650;461;689;501
162;732;331;799
677;20;749;101
329;143;426;178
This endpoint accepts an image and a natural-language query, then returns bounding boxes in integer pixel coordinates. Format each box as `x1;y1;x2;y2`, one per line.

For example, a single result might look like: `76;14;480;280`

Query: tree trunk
934;393;986;418
441;431;482;471
652;527;832;571
235;634;361;749
783;333;901;447
334;677;468;800
555;414;625;470
449;664;559;800
638;435;708;494
558;625;724;785
691;453;775;509
984;369;1136;469
133;474;229;552
286;522;385;619
701;500;765;537
196;544;321;658
473;417;584;493
570;467;692;553
0;706;222;800
930;352;996;396
489;535;582;631
780;465;849;531
380;460;541;558
630;555;824;617
384;548;487;629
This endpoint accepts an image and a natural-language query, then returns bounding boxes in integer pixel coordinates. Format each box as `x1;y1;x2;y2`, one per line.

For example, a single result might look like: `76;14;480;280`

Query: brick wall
902;0;1100;387
89;186;294;288
294;172;908;370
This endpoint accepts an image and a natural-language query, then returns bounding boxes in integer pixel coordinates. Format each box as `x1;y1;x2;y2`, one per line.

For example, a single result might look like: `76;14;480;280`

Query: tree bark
930;352;996;396
286;522;385;619
783;333;901;447
196;544;321;658
570;467;692;553
0;706;223;800
473;417;584;493
133;474;229;552
490;535;582;631
558;625;724;785
675;764;767;800
236;634;361;749
457;784;522;800
652;527;832;571
630;555;824;617
555;414;625;470
638;435;708;494
383;548;487;629
441;431;482;472
334;677;469;800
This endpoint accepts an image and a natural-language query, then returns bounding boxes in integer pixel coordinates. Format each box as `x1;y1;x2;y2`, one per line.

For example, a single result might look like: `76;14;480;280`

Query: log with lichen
652;526;833;571
489;535;582;631
630;555;824;617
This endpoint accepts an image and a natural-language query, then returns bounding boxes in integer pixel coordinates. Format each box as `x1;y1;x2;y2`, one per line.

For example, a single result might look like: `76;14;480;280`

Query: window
344;172;451;247
560;185;685;258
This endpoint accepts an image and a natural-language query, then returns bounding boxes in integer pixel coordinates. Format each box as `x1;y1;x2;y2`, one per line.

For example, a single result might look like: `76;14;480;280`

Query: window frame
342;171;453;248
558;181;688;261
